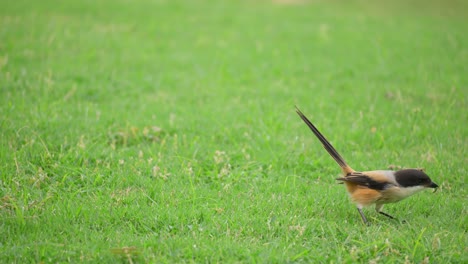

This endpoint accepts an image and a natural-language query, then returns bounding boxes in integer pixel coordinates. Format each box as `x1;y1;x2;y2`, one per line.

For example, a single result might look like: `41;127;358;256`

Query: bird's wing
336;172;394;190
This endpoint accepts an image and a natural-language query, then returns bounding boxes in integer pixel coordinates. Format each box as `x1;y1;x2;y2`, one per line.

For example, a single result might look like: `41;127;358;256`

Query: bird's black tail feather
296;107;354;174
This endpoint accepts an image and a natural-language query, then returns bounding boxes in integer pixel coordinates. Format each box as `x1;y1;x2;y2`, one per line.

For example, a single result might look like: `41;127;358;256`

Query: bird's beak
428;182;439;192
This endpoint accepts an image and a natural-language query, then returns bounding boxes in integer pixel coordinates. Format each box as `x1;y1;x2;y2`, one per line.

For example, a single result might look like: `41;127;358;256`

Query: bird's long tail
296;107;354;175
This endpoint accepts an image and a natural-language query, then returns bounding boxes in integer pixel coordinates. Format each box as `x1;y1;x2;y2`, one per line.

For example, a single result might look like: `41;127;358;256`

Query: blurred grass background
0;0;467;262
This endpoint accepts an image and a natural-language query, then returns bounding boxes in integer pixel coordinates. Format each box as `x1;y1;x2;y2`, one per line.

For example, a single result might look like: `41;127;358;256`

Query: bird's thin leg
357;207;369;226
375;204;396;219
379;211;396;219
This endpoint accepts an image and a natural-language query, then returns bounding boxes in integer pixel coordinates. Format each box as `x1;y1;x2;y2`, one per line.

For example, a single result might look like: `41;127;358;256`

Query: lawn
0;0;467;262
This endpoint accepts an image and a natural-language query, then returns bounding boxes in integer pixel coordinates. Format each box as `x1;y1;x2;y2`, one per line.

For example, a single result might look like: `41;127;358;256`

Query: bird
295;107;438;225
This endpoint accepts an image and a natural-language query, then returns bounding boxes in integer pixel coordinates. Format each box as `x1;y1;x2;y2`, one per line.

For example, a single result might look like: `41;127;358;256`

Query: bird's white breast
380;185;426;203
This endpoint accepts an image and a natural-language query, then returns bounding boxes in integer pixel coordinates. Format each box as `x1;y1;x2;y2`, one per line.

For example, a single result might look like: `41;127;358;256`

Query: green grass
1;0;467;262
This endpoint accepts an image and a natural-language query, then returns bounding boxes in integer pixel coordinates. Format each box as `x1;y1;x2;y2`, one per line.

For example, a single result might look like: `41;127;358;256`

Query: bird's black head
395;169;438;189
